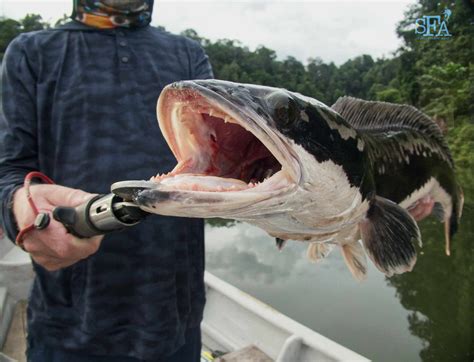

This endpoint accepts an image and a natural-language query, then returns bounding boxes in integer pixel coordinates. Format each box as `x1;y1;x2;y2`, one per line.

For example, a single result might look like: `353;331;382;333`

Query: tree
180;28;203;45
375;88;403;103
55;14;70;27
21;14;48;32
419;62;470;125
0;14;49;60
0;18;21;59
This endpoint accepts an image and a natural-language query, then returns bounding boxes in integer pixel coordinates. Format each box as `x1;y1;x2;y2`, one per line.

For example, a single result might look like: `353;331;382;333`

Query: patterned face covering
72;0;154;28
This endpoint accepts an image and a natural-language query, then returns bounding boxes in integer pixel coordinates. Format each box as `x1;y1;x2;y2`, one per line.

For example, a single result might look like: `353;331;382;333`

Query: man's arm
190;41;214;80
0;35;38;242
0;36;102;270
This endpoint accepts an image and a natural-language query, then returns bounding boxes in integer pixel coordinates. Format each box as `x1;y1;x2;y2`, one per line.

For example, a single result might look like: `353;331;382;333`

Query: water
205;176;473;361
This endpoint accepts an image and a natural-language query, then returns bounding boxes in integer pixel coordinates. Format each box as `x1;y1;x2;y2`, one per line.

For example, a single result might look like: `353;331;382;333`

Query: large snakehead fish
134;80;463;280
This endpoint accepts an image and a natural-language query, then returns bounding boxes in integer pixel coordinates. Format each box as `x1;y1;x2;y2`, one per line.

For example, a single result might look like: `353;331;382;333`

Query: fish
135;79;463;280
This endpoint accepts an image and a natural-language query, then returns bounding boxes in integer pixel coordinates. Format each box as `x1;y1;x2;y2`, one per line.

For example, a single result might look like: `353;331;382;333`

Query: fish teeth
224;116;238;124
264;169;273;179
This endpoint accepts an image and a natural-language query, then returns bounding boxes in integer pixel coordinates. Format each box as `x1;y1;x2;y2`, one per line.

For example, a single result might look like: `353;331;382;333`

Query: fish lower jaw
150;169;293;194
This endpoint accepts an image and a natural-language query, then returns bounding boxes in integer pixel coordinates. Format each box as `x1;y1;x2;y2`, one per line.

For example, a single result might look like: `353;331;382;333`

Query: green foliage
447;121;474;172
21;14;49;32
395;0;473;106
0;18;21;59
0;14;49;60
419;62;470;125
375;88;403;103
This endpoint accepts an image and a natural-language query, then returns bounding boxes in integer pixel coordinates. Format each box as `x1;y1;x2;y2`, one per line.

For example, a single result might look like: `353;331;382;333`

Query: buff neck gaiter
72;0;154;29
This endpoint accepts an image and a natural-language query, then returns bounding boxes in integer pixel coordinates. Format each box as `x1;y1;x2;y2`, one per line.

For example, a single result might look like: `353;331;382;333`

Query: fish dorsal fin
331;97;453;167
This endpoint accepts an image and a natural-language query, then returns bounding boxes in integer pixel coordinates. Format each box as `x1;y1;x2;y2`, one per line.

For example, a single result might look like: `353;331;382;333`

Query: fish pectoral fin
407;196;435;222
306;242;334;262
360;196;421;277
341;240;367;281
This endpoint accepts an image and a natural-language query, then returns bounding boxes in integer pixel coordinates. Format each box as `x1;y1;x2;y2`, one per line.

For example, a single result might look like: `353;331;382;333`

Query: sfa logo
415;8;452;38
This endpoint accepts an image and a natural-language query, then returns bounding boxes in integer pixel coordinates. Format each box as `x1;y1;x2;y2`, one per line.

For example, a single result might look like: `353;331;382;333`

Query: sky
0;0;414;65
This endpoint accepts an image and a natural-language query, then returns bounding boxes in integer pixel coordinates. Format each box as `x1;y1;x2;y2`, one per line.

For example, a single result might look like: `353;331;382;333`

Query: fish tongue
157;173;249;192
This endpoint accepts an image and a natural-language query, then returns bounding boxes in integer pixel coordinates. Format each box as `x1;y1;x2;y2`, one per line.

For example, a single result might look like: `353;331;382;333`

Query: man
0;0;213;360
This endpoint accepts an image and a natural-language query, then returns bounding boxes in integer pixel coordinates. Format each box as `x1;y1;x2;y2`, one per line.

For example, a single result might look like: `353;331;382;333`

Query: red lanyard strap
15;171;55;250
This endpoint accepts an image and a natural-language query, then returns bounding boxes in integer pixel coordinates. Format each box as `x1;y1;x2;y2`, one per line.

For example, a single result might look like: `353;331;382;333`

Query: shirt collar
56;20;149;33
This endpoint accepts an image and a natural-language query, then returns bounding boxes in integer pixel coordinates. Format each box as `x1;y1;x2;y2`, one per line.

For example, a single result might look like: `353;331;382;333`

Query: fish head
136;80;366;237
137;80;300;217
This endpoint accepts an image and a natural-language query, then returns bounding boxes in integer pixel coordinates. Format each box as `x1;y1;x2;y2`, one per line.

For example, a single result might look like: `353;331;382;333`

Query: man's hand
13;184;103;271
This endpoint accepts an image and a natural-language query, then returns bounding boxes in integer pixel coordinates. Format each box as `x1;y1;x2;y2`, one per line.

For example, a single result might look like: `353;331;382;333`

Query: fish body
136;80;463;280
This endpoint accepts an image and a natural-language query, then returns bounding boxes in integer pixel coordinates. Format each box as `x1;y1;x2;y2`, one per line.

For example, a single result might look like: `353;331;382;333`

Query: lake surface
205;176;473;362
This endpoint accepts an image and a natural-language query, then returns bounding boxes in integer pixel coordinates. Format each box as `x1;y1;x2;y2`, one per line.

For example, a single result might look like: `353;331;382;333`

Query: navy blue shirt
0;21;213;360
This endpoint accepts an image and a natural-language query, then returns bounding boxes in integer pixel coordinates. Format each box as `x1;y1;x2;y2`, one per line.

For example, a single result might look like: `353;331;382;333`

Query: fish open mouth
154;82;298;195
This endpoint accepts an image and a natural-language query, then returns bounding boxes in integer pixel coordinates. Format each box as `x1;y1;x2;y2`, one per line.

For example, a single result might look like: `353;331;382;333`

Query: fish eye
265;91;299;129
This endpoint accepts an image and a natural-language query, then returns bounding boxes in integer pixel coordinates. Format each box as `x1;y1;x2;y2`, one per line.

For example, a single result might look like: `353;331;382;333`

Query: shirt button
119;40;127;47
121;56;129;63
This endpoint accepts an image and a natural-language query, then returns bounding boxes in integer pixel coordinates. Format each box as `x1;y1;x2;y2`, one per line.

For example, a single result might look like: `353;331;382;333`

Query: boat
0;237;368;361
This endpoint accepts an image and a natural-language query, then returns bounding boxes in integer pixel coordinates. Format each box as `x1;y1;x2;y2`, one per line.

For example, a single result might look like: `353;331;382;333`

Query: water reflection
205;222;422;360
387;201;473;361
205;175;473;361
206;222;306;285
